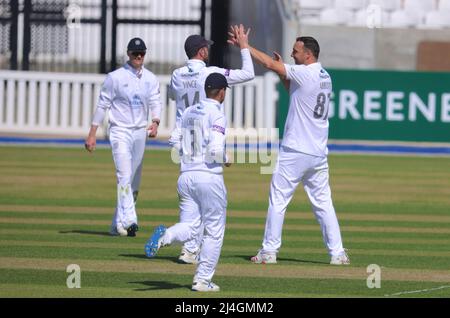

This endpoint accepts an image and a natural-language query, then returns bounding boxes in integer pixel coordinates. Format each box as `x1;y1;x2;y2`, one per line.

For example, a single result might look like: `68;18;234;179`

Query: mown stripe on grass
4;211;450;229
3;268;450;298
5;266;450;298
2;204;450;223
2;222;450;240
1;228;449;246
2;245;449;270
2;235;448;253
0;199;449;216
0;282;343;298
1;257;449;283
1;233;450;252
2;217;450;234
2;240;450;258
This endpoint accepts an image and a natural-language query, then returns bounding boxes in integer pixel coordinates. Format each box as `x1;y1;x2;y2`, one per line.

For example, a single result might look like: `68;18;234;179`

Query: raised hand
227;24;250;49
227;25;238;47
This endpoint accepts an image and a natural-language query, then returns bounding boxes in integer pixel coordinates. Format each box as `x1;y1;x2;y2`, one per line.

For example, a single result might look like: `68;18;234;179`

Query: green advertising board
277;69;450;143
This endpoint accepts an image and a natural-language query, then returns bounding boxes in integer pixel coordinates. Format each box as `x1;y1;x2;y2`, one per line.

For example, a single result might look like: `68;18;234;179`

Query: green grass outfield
0;146;449;298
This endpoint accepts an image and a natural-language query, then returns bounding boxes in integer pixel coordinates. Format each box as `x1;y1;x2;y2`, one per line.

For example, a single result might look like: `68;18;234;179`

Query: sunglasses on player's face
131;51;146;57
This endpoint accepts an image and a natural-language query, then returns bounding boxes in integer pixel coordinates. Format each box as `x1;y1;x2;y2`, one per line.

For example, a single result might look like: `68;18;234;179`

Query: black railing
110;0;206;72
0;0;210;74
0;0;19;70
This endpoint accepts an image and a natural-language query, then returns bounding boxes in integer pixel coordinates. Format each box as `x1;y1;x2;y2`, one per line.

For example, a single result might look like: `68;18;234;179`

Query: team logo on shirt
181;71;200;77
320;69;330;79
224;69;230;77
212;125;225;135
131;94;143;108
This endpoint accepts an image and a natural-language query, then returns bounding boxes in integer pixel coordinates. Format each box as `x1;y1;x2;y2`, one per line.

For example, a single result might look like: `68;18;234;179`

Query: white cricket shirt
169;98;227;175
169;48;254;121
92;63;162;129
282;62;332;157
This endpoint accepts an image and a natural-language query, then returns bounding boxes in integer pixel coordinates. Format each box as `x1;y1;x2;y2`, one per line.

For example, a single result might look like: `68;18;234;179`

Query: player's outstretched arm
272;51;290;91
249;46;287;79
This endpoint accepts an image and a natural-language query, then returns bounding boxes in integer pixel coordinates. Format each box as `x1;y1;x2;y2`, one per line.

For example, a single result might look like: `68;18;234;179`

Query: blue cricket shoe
145;225;167;258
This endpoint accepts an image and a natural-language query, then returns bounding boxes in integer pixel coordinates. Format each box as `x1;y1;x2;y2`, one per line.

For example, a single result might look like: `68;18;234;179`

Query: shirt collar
187;59;206;68
125;62;144;78
204;98;223;109
204;98;220;104
307;62;321;68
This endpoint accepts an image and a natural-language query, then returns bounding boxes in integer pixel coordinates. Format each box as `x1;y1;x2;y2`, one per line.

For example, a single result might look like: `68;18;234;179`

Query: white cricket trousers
109;125;147;229
262;146;345;257
162;171;227;282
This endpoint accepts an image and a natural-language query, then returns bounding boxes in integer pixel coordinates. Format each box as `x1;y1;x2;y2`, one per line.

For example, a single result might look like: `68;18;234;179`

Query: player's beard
203;50;210;64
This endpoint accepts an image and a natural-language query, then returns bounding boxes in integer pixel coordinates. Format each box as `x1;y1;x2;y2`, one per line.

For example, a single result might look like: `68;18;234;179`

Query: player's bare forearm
270;51;290;90
248;46;272;68
248;46;287;78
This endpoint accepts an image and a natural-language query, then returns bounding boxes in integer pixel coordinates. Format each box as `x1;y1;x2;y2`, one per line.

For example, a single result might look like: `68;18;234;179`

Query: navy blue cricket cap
184;35;214;58
127;37;147;51
205;73;229;90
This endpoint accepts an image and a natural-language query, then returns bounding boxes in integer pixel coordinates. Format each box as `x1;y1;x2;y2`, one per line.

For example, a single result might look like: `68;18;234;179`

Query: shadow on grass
59;230;111;236
119;253;183;264
234;255;329;265
129;280;191;291
277;257;329;265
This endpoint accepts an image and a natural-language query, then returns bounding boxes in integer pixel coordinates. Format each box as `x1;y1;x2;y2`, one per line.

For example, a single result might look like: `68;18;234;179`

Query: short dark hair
296;36;320;59
206;88;224;99
186;45;204;59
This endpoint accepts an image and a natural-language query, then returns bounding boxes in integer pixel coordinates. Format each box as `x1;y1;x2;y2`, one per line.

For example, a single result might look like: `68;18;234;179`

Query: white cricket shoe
330;250;350;265
178;247;199;264
192;279;220;292
250;250;277;264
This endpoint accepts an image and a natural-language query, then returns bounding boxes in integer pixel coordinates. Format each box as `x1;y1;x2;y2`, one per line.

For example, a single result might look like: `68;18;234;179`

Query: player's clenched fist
85;126;98;152
148;119;160;138
85;136;96;152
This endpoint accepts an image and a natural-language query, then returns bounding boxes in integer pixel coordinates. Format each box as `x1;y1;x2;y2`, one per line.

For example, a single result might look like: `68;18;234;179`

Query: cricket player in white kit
229;25;349;265
168;33;254;264
145;73;231;292
85;37;162;237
